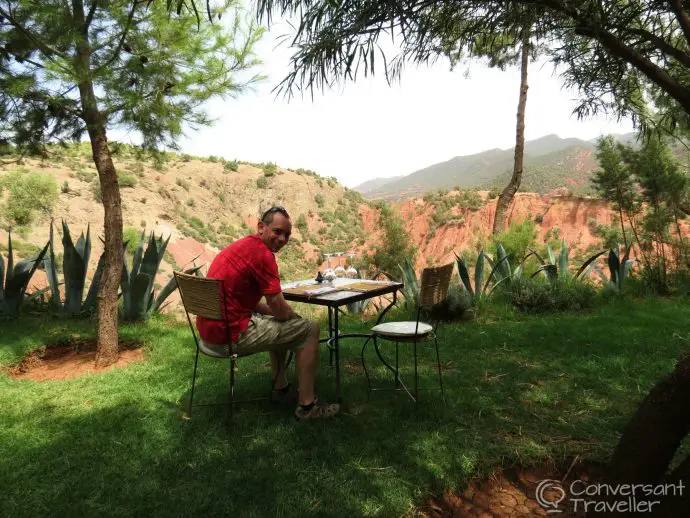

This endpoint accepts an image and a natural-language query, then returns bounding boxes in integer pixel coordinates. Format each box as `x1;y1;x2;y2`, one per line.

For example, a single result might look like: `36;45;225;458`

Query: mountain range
354;133;637;200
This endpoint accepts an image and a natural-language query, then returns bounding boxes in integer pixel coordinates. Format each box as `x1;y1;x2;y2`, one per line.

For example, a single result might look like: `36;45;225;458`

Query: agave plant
121;230;201;321
455;250;509;304
398;257;420;308
594;244;634;291
0;232;49;317
43;222;105;316
530;240;606;283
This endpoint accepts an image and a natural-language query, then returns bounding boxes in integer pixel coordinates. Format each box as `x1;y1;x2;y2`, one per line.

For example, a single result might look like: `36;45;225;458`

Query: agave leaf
62;222;87;316
558;240;569;278
546;244;556;266
26;285;53;301
454;253;473;296
475;251;485;299
398;258;419;307
527;248;546;265
131;229;147;277
496;244;511;281
593;266;609;285
483;253;510;295
513;264;524;279
0;245;5;301
619;260;635;291
125;272;152;320
532;264;557;282
575;250;607;279
607;249;619;284
44;223;62;310
156;234;171;271
120;250;132;314
83;252;105;312
6;231;14;286
2;242;49;316
73;223;91;267
151;265;203;314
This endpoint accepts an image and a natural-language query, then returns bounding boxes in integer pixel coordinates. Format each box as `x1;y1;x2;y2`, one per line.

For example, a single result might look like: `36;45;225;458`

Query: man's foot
271;383;297;403
295;398;341;420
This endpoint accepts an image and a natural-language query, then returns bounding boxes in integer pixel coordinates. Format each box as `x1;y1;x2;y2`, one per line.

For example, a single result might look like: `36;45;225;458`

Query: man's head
257;206;292;253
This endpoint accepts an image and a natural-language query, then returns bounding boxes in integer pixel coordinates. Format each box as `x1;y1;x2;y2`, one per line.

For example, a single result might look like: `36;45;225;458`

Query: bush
427;283;473;321
224;160;238;172
118;173;137;188
314;193;325;208
256;177;268;189
510;277;597;313
491;219;537;262
61;181;70;193
263;162;278;176
176;178;190;191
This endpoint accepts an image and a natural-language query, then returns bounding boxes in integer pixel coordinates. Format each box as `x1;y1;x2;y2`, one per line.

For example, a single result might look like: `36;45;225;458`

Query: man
196;206;340;420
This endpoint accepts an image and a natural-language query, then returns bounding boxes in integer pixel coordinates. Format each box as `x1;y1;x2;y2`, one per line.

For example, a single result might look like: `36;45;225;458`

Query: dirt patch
421;458;604;517
7;338;144;381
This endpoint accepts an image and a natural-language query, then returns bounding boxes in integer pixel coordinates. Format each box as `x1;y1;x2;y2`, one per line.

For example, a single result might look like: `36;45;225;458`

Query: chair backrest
419;262;454;307
174;271;223;320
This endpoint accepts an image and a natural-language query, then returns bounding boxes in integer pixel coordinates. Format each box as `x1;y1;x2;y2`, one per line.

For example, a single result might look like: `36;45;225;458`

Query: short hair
261;206;290;224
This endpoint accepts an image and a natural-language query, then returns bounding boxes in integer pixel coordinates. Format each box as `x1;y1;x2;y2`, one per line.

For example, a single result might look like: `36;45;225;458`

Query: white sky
174;21;635;188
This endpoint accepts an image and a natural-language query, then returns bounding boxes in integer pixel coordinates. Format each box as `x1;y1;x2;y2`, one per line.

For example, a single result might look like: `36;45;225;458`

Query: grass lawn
1;297;689;516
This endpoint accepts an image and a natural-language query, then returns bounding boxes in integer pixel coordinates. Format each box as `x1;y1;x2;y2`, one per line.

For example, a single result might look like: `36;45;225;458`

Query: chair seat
198;338;231;358
371;321;433;338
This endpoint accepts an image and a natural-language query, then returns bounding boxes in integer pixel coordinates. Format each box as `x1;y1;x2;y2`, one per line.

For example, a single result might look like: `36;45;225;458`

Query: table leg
334;305;342;402
328;306;334;367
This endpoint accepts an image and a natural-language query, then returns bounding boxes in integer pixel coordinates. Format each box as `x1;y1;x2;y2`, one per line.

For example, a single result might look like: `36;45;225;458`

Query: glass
323;253;336;284
333;252;345;278
345;252;358;279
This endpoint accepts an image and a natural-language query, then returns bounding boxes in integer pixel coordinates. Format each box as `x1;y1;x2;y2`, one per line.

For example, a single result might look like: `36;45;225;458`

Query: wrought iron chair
174;271;268;419
361;262;454;403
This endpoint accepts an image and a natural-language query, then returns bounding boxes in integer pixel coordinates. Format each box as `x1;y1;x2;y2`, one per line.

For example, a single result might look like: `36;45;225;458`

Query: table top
281;278;403;307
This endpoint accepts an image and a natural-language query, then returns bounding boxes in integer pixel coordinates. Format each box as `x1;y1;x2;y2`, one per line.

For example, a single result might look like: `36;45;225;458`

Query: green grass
2;298;690;516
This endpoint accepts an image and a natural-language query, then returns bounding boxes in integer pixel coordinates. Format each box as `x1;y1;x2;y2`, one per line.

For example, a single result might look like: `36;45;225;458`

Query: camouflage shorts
201;315;314;356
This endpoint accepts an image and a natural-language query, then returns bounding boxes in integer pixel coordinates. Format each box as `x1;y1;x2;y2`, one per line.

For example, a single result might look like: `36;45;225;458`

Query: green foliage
262;162;278;176
593;245;634;293
176;178;190;191
490;220;537;263
0;233;49;317
296;213;308;235
117;173;138;188
61;181;70;194
256;177;269;189
364;204;415;278
427;282;473;321
224;160;239;172
120;231;200;321
123;226;142;256
43;222;104;316
0;168;58;235
509;276;597;313
314;193;325;207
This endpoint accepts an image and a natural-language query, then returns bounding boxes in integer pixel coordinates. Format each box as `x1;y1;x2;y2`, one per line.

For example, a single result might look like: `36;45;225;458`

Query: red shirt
196;235;282;344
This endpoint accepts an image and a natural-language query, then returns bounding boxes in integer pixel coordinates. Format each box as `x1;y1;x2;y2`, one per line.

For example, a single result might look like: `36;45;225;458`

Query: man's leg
270;349;288;390
295;320;320;405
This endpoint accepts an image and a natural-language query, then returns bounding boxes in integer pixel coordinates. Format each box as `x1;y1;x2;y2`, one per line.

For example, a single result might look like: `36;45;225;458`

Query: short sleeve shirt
196;235;282;344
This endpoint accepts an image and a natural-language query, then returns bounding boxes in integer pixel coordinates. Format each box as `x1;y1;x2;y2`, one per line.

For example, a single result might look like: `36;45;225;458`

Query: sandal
294;398;341;420
270;383;297;403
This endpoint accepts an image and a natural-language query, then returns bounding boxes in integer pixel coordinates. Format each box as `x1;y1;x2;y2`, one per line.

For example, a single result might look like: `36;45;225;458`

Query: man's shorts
200;315;313;356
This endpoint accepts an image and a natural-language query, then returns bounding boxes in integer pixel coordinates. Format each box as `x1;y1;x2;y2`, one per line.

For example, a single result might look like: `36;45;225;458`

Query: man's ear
257;220;265;234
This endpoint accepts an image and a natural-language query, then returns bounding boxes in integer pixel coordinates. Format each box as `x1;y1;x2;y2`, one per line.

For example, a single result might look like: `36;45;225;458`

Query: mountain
360;133;636;200
352;175;404;193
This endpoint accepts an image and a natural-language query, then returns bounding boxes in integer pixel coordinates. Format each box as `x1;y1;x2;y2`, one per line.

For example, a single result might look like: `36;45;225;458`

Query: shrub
176;178;190;191
314;193;325;208
91;180;102;202
256;177;268;189
427;283;473;321
224;159;238;172
118;173;137;188
509;277;597;313
187;198;196;207
61;181;70;193
263;162;278;176
490;219;537;262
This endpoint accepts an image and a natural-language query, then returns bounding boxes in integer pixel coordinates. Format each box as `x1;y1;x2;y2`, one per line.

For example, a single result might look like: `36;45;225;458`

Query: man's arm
263;292;299;321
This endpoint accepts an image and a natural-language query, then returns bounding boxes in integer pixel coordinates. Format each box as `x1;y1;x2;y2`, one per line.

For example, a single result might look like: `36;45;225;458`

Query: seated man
196;206;340;420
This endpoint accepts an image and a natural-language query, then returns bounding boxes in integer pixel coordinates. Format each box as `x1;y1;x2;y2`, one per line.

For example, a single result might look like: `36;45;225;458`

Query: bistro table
281;277;404;402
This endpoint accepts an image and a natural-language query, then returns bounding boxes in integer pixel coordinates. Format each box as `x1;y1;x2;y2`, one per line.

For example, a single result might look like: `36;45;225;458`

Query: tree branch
85;0;99;32
0;6;69;63
670;0;690;48
94;0;140;75
627;26;690;68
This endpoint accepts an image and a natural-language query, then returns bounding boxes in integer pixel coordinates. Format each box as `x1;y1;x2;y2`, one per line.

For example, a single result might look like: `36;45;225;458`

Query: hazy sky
173;21;635;188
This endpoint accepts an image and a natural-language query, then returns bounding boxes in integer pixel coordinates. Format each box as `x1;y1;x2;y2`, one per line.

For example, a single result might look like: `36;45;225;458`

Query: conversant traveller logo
535;478;685;513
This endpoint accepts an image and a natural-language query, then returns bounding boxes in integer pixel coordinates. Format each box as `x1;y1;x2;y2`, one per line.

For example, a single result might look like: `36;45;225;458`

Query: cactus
121;230;200;320
0;232;49;317
44;222;105;316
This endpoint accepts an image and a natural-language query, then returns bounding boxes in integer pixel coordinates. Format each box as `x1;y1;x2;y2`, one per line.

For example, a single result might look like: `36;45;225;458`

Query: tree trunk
73;0;122;367
617;204;628;249
493;30;530;234
597;351;690;516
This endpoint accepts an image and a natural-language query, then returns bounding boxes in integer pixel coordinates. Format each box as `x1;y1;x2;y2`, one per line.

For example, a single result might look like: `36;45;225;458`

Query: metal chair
361;262;454;403
174;271;266;419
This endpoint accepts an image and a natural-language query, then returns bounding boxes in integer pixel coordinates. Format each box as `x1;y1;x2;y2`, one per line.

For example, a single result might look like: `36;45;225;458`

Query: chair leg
360;335;373;400
394;341;400;388
413;338;419;404
189;348;200;418
434;336;445;404
229;356;236;420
